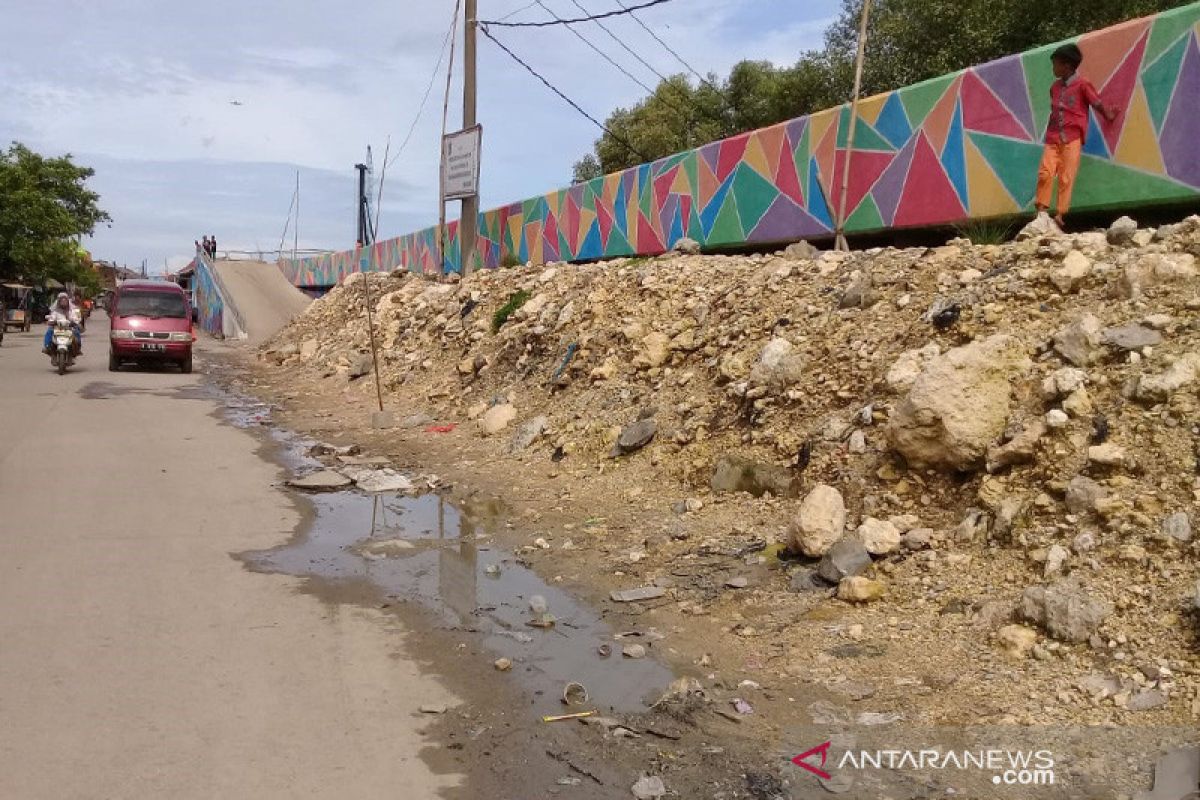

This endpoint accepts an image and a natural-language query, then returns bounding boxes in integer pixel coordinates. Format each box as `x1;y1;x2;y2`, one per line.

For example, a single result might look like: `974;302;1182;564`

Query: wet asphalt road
0;318;460;798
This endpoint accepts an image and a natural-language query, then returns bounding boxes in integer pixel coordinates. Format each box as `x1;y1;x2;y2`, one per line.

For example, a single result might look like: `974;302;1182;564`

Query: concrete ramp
210;260;311;343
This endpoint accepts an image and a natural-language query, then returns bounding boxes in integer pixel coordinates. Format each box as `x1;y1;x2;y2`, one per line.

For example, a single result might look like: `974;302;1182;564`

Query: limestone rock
710;455;793;497
616;418;657;454
509;415;548;453
480;404;517;436
1136;353;1200;402
1087;443;1126;467
1120;252;1198;298
1102;324;1162;352
856;517;901;555
1053;314;1104;366
1051;250;1092;293
885;335;1032;471
287;470;352;491
986;419;1047;473
299;338;318;363
817;536;871;583
1017;212;1061;241
885;344;940;395
1065;476;1108;515
837;576;885;603
783;240;818;260
997;624;1038;659
1162;511;1192;543
672;237;701;255
749;337;805;389
790;484;847;557
1019;580;1112;643
1106;215;1138;246
640;332;671;368
1041;367;1088;400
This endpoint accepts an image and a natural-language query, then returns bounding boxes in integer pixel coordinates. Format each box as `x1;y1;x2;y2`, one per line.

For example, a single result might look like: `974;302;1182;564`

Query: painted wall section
280;2;1200;288
191;251;225;337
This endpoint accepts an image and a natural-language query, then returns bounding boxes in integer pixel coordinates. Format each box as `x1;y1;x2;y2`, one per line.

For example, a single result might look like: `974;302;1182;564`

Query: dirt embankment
250;215;1200;791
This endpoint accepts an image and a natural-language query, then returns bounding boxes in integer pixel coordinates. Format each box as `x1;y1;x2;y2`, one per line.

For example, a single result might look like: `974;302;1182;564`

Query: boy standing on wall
1035;43;1119;227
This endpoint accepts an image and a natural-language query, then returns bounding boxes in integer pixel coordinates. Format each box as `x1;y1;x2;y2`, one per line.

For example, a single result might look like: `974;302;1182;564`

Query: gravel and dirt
235;213;1200;798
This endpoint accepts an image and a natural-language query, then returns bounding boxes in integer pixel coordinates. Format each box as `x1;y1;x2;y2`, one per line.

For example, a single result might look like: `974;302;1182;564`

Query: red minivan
109;280;195;373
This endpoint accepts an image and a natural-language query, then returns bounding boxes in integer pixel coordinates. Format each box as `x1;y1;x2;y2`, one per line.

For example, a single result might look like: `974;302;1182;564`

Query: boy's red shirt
1046;73;1103;145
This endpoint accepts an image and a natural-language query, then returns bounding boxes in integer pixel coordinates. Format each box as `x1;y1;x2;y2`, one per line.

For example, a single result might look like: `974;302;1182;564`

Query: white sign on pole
441;125;482;201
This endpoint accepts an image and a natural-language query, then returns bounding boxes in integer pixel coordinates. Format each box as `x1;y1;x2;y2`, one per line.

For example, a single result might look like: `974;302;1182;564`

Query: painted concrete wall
191;251;225;337
280;2;1200;288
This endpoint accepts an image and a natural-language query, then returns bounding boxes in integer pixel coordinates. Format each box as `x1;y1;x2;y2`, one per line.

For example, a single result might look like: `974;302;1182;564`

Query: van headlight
110;330;134;339
168;332;192;341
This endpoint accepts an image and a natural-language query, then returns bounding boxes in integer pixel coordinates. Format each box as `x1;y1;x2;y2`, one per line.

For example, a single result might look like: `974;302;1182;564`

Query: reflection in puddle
241;430;673;715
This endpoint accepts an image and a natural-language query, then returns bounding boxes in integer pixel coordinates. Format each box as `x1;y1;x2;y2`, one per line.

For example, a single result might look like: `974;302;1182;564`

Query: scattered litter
597;643;612;658
610;586;666;603
542;710;596;723
425;424;456;433
562;682;589;706
732;698;754;715
485;564;501;577
528;594;556;627
350;469;415;493
419;703;447;714
286;470;352;491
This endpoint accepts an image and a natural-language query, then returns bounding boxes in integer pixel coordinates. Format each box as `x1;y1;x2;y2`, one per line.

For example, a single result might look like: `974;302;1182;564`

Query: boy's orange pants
1036;139;1083;213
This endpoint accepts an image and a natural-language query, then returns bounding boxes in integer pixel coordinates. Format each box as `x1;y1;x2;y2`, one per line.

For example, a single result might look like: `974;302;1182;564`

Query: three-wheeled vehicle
2;283;34;334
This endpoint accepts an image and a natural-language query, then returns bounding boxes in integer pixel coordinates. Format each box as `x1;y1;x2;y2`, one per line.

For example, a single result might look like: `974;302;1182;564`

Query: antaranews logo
793;741;1056;787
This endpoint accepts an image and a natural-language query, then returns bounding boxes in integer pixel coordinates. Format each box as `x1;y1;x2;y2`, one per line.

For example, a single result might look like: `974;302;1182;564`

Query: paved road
211;259;311;343
0;320;459;798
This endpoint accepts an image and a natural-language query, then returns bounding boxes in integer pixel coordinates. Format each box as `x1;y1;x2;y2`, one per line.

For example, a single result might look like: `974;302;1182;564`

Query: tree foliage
0;142;110;284
573;0;1180;179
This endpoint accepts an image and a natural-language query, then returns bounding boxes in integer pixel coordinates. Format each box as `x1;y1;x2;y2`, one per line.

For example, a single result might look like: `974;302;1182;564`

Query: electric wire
612;0;716;90
478;24;652;163
385;3;459;169
568;0;672;84
480;0;673;27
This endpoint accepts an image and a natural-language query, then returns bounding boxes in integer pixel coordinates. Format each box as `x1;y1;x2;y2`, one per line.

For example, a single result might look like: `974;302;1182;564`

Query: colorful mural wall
190;251;225;337
280;2;1200;289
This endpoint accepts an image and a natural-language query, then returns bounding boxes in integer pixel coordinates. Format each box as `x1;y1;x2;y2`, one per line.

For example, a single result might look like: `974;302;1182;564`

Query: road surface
211;259;311;343
0;320;460;798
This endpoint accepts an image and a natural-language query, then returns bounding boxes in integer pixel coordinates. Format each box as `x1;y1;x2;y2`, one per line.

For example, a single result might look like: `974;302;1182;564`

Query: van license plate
140;343;165;352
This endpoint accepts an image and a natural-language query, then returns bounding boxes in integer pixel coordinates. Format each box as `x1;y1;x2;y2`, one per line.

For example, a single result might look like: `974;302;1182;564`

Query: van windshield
116;290;188;319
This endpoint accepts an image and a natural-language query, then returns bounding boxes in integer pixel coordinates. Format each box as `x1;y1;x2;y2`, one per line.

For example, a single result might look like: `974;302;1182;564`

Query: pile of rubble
262;214;1200;724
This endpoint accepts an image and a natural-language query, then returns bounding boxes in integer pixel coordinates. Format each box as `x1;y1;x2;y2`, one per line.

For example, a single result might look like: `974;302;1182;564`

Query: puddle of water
240;421;674;716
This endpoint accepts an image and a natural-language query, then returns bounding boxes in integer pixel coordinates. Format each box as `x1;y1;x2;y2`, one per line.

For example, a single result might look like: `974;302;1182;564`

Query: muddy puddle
234;400;674;716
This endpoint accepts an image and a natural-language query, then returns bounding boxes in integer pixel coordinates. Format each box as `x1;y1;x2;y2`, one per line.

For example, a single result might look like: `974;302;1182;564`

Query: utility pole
835;0;872;252
355;162;369;247
460;0;479;276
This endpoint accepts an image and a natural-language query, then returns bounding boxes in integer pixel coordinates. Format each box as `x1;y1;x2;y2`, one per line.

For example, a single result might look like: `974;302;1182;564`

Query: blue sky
0;0;839;272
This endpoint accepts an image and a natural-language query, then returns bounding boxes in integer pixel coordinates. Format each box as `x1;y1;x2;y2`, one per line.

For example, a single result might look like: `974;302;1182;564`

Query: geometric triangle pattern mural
281;2;1200;288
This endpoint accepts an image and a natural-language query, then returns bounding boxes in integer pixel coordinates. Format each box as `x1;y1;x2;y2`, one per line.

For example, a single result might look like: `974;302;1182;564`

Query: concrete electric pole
460;0;479;276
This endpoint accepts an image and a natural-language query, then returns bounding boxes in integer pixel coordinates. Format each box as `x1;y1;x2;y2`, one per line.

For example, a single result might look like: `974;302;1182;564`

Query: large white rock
1119;252;1197;298
1050;250;1092;294
749;337;805;388
1053;314;1104;366
885;344;940;395
479;404;517;435
789;484;847;557
1137;353;1200;402
857;517;901;555
885;335;1032;471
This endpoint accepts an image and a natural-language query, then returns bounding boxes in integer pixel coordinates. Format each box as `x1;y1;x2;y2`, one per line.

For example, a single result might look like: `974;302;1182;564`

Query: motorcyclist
43;292;82;356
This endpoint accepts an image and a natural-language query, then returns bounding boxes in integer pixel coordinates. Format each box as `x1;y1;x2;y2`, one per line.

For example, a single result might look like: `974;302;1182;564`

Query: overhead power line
480;0;674;27
386;2;460;169
534;0;679;110
478;24;652;163
569;0;671;84
612;0;715;90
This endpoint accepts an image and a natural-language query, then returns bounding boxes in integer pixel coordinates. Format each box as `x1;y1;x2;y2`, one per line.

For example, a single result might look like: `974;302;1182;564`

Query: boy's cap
1051;43;1083;68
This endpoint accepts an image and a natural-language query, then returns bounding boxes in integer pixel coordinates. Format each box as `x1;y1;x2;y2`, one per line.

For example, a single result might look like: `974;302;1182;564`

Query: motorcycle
47;319;79;375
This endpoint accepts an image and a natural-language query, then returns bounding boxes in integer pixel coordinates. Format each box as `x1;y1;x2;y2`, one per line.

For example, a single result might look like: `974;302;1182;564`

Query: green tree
575;0;1182;178
824;0;1184;98
0;142;110;285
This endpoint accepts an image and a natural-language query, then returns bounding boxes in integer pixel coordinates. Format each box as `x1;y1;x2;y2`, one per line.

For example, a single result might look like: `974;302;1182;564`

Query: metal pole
439;0;462;275
835;0;872;252
361;257;385;413
460;0;479;276
355;163;368;246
